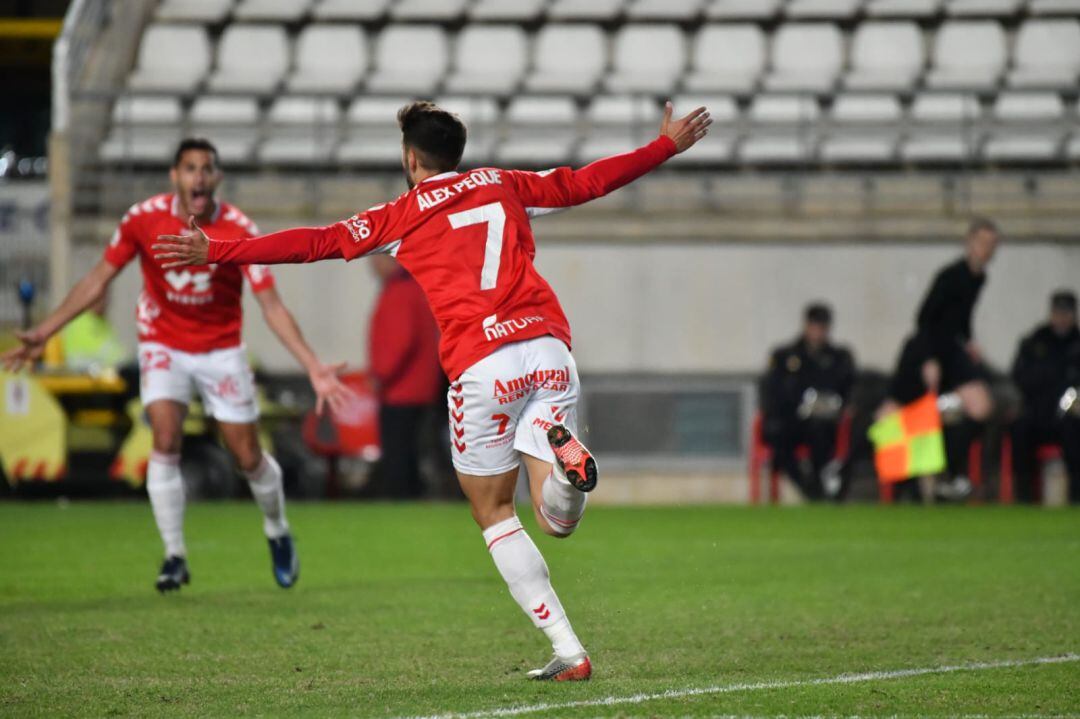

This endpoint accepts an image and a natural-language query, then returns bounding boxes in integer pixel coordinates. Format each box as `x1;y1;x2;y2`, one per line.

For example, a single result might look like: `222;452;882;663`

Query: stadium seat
207;24;289;94
339;96;415;167
900;93;983;162
577;96;663;162
945;0;1025;16
604;25;687;94
444;25;528;96
434;95;501;166
258;97;340;165
844;22;924;92
741;95;820;164
822;95;902;163
233;0;311;21
684;24;766;94
865;0;942;16
1030;0;1080;13
366;25;447;95
764;23;844;94
983;92;1067;161
156;0;234;23
127;24;212;94
1067;133;1080;160
925;21;1007;91
102;98;182;164
495;96;580;168
705;0;784;19
312;0;389;20
469;0;547;20
548;0;627;20
524;24;607;94
626;0;706;20
286;25;366;95
391;0;470;20
786;0;863;19
668;94;739;164
1007;20;1080;90
189;96;261;163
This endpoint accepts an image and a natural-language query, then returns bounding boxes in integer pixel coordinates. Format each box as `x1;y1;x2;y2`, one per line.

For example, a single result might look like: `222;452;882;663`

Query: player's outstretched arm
153;216;343;268
509;101;711;210
253;286;354;416
1;260;120;372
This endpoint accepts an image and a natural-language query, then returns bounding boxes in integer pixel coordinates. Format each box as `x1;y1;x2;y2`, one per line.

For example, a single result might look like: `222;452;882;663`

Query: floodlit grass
0;501;1077;717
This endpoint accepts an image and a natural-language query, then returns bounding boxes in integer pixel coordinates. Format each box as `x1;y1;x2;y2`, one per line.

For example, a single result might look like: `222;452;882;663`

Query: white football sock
483;515;585;659
540;468;587;536
245;452;289;539
146;451;186;558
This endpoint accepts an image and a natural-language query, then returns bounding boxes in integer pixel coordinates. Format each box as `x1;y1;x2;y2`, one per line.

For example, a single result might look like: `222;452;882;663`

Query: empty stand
865;0;942;17
469;0;548;20
684;24;766;94
100;97;183;163
705;0;785;19
391;0;470;21
548;0;627;20
844;22;924;92
339;96;415;167
577;96;663;162
233;0;310;21
496;96;580;168
901;93;983;162
946;0;1026;16
127;24;212;94
312;0;390;20
207;24;290;94
786;0;864;20
156;0;234;23
820;94;903;163
286;25;366;95
524;24;607;94
626;0;706;20
189;95;261;163
258;97;341;165
925;21;1008;90
764;23;844;94
434;95;501;166
605;25;687;94
444;25;528;96
366;25;447;95
984;92;1067;161
1008;19;1080;89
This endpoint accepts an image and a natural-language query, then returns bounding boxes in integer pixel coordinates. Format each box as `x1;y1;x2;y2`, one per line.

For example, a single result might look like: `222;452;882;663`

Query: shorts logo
483;314;544;342
492;367;570;405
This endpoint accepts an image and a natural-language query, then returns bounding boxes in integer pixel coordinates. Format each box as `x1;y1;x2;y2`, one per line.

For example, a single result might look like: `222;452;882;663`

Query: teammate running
2;138;351;593
153;103;711;678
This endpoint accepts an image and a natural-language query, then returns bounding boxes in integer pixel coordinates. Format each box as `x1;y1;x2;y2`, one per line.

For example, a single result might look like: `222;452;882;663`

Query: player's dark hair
397;101;467;173
173;137;219;168
805;302;832;326
967;216;999;237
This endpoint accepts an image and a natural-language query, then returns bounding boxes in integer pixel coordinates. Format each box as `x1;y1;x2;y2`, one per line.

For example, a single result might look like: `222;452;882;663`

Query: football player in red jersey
2;138;352;593
154;103;710;678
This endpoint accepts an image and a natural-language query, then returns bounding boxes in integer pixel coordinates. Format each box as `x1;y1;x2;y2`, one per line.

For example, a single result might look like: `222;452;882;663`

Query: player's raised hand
308;361;356;416
1;328;47;372
153;216;211;268
659;101;712;154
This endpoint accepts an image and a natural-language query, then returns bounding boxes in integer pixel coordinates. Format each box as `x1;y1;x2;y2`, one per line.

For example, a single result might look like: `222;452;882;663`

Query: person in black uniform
760;303;856;501
1010;290;1080;504
880;217;999;500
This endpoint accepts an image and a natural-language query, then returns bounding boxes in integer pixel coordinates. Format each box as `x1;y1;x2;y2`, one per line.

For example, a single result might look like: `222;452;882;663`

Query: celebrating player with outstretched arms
154;102;710;679
2;139;353;593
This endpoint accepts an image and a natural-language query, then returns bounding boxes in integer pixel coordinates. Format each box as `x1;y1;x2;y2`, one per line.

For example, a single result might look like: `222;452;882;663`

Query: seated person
60;292;128;372
760;303;855;500
1010;290;1080;504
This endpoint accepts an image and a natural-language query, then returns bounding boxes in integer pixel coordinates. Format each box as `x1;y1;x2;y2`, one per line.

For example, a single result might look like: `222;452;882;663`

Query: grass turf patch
0;502;1077;717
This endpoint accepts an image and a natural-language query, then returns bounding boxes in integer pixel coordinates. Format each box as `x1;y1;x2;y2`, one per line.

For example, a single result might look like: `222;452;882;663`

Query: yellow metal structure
0;371;67;483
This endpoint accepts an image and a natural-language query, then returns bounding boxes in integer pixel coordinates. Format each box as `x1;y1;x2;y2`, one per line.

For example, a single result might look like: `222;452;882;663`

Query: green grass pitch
1;501;1077;718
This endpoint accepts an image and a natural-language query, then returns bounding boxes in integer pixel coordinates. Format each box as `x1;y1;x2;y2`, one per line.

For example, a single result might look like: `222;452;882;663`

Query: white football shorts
449;335;581;476
137;342;259;424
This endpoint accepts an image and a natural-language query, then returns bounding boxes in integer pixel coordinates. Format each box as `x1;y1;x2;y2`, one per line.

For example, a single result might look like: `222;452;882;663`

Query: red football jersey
104;193;275;353
206;136;678;379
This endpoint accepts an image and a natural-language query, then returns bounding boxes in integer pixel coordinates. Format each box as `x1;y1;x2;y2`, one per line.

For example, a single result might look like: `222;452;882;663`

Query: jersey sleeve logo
342;214;372;243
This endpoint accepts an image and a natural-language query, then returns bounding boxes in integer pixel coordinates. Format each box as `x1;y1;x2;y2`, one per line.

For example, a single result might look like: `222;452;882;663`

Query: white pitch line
400;653;1079;719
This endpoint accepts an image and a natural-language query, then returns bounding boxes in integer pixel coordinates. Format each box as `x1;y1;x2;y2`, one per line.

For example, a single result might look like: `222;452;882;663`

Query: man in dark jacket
761;303;856;500
1010;290;1080;504
881;217;999;500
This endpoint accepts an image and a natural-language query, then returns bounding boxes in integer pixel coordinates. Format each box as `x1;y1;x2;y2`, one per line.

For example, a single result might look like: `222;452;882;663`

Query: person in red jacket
368;253;444;498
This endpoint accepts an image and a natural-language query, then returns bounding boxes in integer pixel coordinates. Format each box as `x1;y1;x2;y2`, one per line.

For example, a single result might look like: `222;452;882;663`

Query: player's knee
233;445;263;474
151;428;182;455
471;502;514;530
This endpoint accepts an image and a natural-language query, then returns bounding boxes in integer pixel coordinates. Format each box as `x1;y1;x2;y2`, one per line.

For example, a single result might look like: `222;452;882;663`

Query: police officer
881;217;999;500
1010;290;1080;504
760;303;855;500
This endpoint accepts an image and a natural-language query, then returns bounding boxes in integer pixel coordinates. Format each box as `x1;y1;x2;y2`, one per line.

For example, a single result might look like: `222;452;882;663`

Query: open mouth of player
189;188;210;214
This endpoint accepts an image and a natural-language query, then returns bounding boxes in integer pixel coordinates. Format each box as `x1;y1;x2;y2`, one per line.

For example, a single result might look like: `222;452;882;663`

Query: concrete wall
95;239;1079;375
